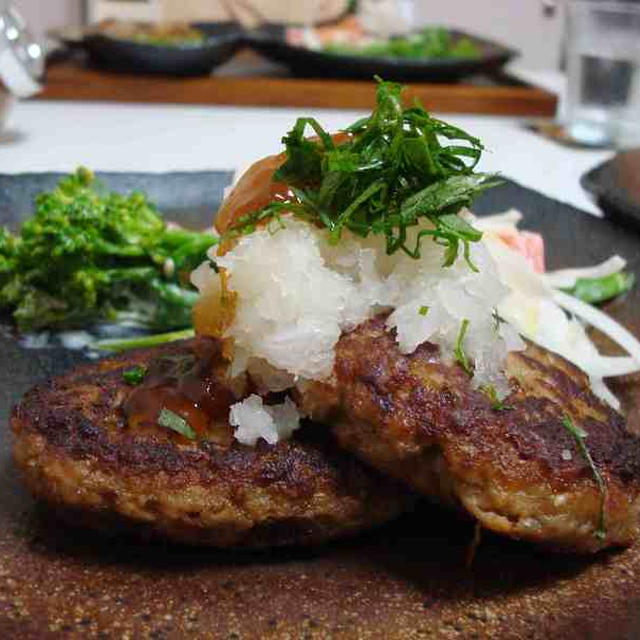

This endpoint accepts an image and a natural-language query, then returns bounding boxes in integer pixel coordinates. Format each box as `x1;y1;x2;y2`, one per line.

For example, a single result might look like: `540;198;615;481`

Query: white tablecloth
3;96;612;216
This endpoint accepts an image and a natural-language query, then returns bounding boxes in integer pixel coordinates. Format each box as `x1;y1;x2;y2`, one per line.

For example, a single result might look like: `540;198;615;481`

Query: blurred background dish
46;24;86;51
82;20;243;76
94;19;207;46
38;1;548;115
49;13;515;82
248;19;515;81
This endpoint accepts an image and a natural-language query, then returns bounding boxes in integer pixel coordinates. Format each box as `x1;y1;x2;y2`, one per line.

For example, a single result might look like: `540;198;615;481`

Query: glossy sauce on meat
214;132;351;239
123;338;235;444
215;153;289;239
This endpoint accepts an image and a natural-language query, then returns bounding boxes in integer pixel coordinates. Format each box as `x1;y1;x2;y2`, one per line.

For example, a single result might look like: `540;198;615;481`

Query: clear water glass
565;1;640;148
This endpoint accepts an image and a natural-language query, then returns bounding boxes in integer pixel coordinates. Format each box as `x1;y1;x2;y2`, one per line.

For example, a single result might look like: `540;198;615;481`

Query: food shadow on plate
11;483;607;604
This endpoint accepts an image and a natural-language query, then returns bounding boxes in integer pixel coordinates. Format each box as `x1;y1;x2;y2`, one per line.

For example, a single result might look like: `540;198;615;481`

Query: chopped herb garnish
418;305;429;316
480;384;512;411
492;308;502;333
561;415;607;540
224;80;498;266
122;364;147;386
454;318;472;375
157;408;196;440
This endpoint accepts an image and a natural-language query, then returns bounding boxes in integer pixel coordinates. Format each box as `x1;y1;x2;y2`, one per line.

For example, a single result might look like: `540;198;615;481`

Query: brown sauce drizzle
214;131;350;238
123;338;236;444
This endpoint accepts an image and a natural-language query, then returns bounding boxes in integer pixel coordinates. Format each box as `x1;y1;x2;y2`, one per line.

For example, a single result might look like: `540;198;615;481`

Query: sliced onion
581;356;640;378
483;236;551;299
552;290;640;367
544;256;626;289
589;377;621;411
478;211;638;409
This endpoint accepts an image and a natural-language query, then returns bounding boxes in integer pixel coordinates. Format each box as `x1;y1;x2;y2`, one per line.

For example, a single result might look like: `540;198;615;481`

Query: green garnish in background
131;31;204;47
324;28;479;61
561;415;607;540
225;80;498;268
0;168;216;332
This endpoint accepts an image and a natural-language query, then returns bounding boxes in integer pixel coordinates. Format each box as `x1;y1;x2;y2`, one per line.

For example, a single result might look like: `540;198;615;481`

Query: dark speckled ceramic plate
581;150;640;232
1;172;640;639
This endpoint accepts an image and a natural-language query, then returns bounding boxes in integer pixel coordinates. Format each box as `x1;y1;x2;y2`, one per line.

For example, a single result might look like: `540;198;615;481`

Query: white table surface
2;92;612;217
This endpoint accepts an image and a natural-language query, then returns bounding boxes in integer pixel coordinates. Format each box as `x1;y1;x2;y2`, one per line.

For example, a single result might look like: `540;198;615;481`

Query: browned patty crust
11;339;412;548
298;314;640;553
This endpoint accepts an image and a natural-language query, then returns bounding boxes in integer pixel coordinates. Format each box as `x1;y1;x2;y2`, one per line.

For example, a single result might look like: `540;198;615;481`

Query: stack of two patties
11;317;640;553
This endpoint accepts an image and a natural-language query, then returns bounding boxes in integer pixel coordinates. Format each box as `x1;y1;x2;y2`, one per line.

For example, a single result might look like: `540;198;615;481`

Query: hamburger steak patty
298;314;640;553
11;339;412;548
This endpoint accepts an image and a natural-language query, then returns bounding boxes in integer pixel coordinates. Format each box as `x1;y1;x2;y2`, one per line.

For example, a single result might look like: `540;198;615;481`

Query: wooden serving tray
37;51;557;116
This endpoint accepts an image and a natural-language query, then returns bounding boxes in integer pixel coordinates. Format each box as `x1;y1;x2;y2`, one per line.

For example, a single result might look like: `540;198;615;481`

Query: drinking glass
565;1;640;148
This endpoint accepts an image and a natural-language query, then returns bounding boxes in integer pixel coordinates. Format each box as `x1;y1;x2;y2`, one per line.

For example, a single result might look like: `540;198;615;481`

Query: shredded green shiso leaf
454;318;472;375
479;384;512;411
561;415;607;540
158;408;196;440
224;79;499;268
0;168;216;332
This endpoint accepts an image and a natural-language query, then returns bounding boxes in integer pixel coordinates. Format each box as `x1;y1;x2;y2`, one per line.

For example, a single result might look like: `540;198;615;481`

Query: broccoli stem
565;272;635;304
93;327;195;352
